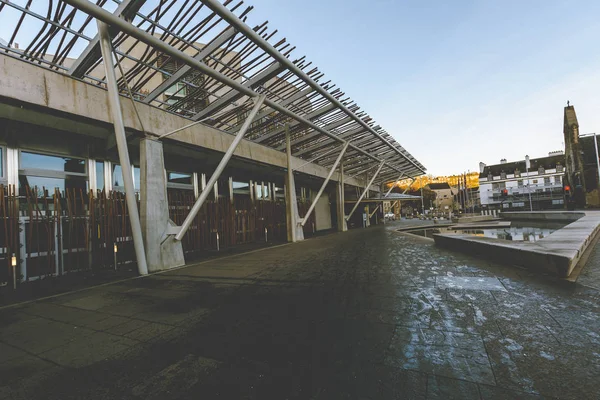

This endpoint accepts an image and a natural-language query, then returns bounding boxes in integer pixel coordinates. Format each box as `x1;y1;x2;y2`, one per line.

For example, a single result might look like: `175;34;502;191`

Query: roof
0;1;425;181
479;154;565;178
427;182;451;190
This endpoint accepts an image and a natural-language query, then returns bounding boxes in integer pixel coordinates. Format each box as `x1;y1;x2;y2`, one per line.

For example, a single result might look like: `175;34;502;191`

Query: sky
241;0;600;176
2;1;600;177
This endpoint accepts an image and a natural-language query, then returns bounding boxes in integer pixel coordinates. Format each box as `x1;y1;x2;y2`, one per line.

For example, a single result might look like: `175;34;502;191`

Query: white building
479;151;566;211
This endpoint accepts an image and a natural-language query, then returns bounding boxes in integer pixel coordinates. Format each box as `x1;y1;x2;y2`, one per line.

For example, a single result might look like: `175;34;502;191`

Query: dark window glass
96;161;104;191
0;148;3;177
168;172;192;185
21;152;85;174
112;164;123;187
19;175;87;196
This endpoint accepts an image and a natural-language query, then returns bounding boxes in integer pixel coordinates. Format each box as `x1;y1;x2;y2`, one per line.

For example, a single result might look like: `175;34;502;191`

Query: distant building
454;186;481;212
478;153;566;211
426;182;455;211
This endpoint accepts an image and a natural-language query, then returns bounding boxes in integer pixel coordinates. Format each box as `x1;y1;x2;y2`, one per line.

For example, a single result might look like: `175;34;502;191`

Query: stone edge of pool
431;211;600;278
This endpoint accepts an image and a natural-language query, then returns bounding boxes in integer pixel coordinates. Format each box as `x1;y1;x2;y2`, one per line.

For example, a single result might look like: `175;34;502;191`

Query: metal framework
0;0;425;187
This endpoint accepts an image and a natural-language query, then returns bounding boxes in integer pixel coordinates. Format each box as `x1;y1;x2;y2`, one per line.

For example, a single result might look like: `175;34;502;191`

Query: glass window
133;167;140;190
232;181;249;195
518;180;523;187
532;179;538;184
96;161;104;191
21;152;85;174
0;148;3;177
19;175;87;196
112;164;123;187
556;175;562;184
544;177;551;185
167;172;192;185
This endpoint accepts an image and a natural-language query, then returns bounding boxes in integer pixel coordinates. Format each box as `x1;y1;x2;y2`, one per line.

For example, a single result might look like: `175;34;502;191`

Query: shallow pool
405;221;569;242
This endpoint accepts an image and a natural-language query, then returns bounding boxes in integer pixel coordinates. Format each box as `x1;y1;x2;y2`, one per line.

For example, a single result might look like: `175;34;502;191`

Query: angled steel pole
402;178;415;194
174;94;267;241
97;21;148;276
346;162;385;221
384;173;406;197
62;0;408;178
200;0;425;174
286;124;297;242
299;141;350;226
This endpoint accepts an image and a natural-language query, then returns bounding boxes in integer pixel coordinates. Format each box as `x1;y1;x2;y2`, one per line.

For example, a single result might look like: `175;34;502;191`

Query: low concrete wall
500;211;585;222
434;211;600;278
456;215;498;223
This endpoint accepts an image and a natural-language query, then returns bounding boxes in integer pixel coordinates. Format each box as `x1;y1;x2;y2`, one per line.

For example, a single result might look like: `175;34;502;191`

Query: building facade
478;152;566;211
426;182;456;211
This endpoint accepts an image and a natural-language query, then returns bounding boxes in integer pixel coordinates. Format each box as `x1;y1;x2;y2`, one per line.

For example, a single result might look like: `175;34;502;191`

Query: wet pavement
1;220;600;399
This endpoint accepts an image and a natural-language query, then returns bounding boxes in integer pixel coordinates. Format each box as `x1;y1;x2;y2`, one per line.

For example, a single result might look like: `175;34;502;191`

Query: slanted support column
299;141;350;226
347;161;385;222
384;173;406;197
174;94;266;241
140;138;185;271
98;21;148;276
285;124;304;242
336;162;347;232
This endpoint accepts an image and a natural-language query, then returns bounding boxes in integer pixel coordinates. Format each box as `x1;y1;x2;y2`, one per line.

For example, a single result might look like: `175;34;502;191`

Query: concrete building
0;1;425;285
426;182;455;211
478;153;566;211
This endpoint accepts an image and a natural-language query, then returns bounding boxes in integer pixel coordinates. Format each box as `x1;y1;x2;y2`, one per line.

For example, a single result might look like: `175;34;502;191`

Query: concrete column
336;162;347;232
140;138;185;272
285;125;304;242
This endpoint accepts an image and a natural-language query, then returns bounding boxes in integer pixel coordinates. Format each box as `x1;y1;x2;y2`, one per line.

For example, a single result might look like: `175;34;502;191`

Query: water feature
405;221;569;242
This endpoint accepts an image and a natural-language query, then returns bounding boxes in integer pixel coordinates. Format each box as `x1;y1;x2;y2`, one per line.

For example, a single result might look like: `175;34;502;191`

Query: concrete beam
0;55;378;191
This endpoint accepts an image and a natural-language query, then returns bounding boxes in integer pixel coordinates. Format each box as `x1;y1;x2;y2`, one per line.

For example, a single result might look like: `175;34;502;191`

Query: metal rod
299;141;350;227
294;143;344;170
286;124;297;242
60;0;409;178
200;0;425;174
346;162;385;221
175;94;267;241
384;173;406;197
97;21;148;276
158;118;210;140
369;204;379;218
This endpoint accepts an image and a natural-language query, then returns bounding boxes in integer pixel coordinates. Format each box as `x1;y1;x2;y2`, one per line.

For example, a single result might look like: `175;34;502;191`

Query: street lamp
525;155;533;211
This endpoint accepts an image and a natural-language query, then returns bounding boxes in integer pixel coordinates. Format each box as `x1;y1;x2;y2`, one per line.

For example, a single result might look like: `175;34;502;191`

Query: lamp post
525;155;533;211
420;176;424;214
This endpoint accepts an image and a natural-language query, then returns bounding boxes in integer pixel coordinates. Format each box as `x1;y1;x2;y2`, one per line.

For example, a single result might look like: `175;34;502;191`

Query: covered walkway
2;221;599;399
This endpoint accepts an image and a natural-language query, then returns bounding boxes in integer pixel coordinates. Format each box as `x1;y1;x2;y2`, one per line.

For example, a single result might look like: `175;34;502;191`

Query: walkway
1;221;599;399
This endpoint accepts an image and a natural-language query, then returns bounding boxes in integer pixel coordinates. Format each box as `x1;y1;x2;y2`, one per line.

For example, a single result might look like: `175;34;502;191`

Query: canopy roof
0;0;426;182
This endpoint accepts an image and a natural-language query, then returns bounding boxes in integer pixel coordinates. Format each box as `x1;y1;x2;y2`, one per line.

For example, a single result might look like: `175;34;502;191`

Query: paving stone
426;374;481;400
386;326;496;385
1;221;600;398
0;341;29;363
38;331;139;368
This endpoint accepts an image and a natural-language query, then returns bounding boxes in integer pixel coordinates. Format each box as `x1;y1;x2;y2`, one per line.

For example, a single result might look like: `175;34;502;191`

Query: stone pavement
1;220;600;399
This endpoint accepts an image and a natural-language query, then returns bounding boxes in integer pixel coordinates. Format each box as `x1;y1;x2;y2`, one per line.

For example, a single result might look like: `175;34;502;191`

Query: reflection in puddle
405;222;568;242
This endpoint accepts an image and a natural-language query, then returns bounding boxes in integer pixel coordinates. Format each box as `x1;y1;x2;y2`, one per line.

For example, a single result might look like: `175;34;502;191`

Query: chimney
479;162;486;173
500;158;507;164
14;42;18;49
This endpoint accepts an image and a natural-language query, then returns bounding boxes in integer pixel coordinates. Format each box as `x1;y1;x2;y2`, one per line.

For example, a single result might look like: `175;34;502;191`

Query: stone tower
563;104;586;202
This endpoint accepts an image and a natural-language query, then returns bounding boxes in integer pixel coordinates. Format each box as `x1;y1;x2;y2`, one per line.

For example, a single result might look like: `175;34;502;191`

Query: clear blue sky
244;0;600;175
